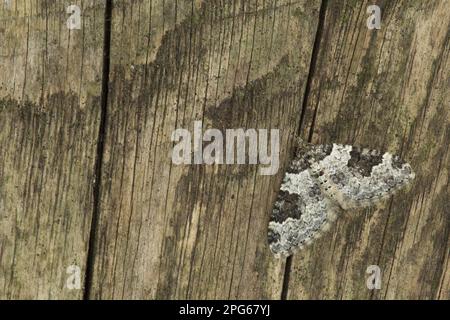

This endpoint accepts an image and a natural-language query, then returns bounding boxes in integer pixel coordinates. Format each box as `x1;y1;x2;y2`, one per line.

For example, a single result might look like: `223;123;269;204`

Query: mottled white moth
268;140;415;257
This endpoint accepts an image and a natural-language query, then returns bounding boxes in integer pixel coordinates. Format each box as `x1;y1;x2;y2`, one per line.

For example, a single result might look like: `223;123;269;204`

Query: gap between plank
280;0;328;300
83;0;113;300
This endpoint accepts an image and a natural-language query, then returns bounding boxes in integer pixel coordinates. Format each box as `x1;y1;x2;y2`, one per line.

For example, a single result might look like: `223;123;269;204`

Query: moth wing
310;144;415;210
268;144;339;257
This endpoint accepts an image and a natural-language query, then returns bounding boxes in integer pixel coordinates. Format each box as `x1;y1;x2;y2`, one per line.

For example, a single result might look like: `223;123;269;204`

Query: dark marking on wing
347;147;383;177
267;229;280;243
271;191;303;223
287;143;333;174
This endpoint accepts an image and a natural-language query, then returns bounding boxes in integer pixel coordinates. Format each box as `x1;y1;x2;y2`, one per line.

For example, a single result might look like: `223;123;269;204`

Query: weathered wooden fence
0;0;448;299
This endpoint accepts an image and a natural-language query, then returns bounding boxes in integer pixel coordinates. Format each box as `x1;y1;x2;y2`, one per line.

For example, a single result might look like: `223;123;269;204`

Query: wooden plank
0;0;104;299
87;0;322;299
288;0;450;299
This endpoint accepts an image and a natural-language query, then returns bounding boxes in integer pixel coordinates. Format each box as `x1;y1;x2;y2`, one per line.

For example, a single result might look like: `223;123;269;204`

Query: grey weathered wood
0;0;104;299
2;0;448;300
86;0;321;299
289;0;450;299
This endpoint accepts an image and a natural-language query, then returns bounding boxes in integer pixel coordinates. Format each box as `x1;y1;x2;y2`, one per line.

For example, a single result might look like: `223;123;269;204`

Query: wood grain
2;0;448;300
86;0;321;299
290;0;449;299
0;0;104;299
